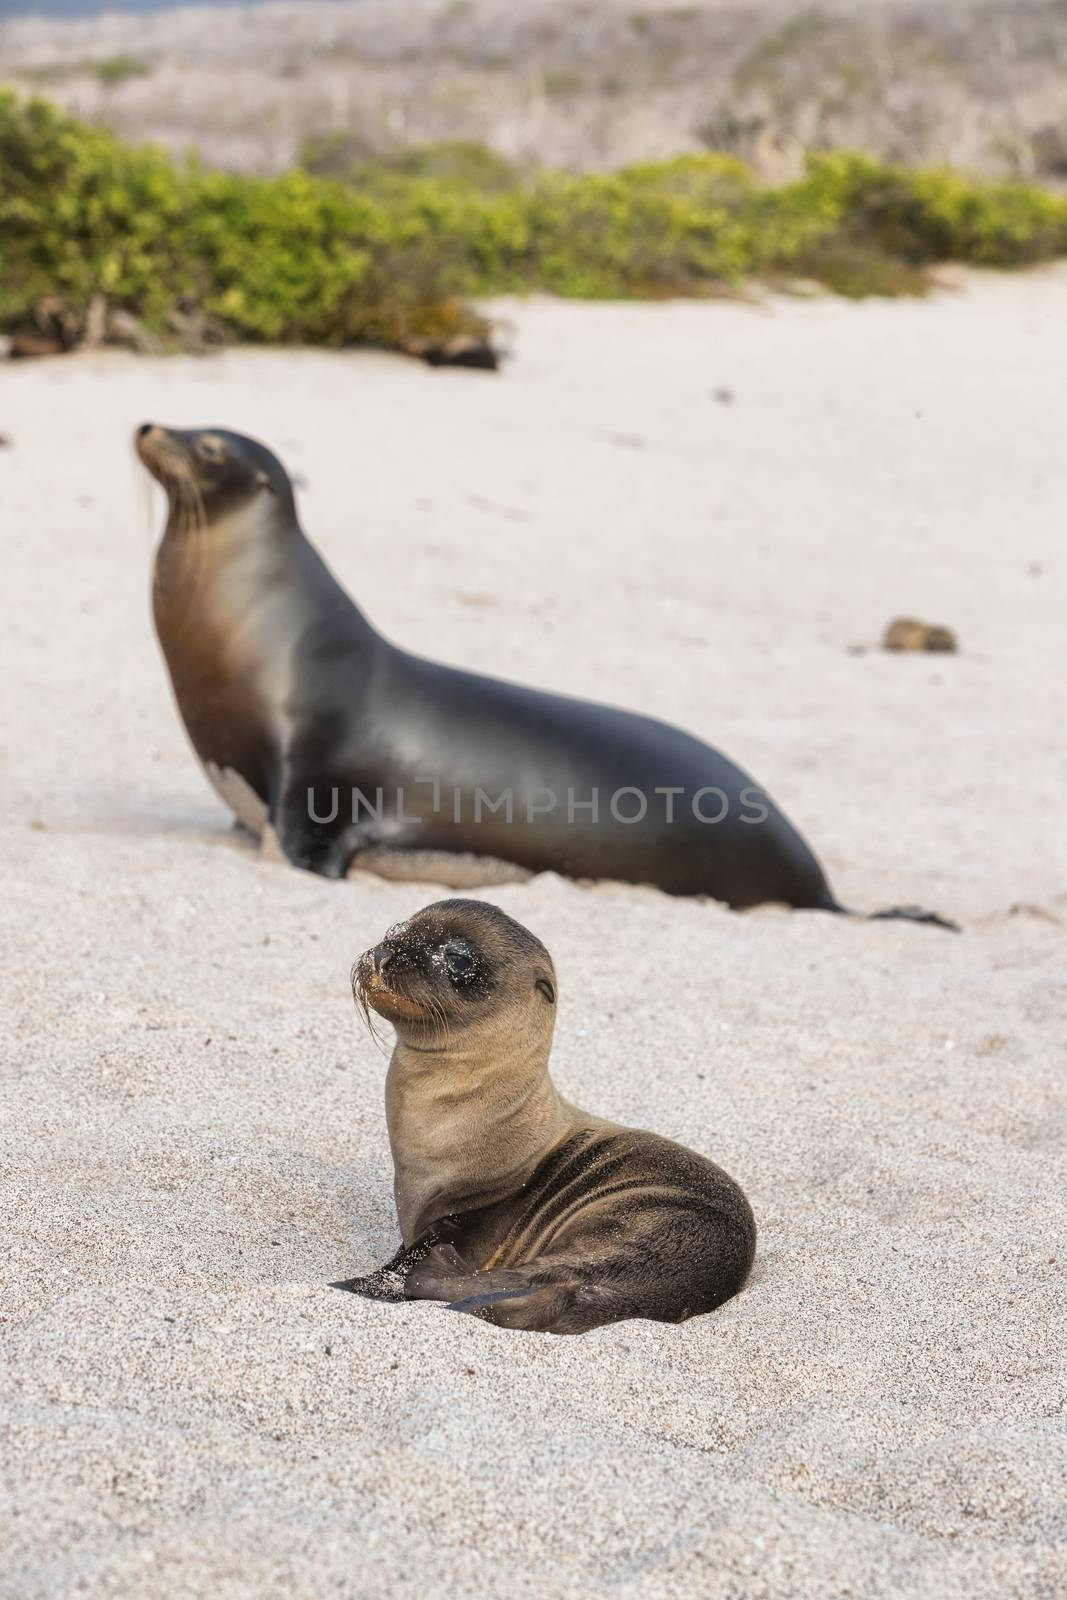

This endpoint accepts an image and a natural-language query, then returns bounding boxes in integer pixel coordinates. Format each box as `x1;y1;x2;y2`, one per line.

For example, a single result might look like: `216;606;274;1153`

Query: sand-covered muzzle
353;948;390;1005
352;943;429;1028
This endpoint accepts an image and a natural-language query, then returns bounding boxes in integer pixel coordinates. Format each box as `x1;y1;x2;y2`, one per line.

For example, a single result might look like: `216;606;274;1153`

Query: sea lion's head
353;899;557;1047
135;424;296;525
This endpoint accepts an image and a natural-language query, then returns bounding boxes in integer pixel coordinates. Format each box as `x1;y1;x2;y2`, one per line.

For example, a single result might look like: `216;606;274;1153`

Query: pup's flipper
406;1248;616;1334
331;1235;440;1301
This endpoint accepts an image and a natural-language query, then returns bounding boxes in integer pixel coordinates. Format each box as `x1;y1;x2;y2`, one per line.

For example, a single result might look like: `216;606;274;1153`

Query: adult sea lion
332;899;756;1334
139;423;953;924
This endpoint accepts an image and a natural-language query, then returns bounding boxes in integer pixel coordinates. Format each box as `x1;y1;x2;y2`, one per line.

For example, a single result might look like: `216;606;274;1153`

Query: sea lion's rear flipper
816;889;959;932
405;1249;617;1335
868;903;960;931
448;1280;615;1334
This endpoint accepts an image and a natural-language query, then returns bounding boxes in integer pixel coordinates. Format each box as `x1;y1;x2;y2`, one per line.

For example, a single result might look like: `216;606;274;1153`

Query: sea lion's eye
255;471;276;494
443;941;476;983
535;977;555;1004
196;435;226;465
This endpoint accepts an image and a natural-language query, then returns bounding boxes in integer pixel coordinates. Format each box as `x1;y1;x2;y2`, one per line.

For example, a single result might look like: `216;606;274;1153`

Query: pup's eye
255;471;275;494
535;977;555;1004
443;941;476;982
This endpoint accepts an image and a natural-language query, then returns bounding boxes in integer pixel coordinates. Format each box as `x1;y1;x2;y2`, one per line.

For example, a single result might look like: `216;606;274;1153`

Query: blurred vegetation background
4;1;1067;355
8;1;1067;182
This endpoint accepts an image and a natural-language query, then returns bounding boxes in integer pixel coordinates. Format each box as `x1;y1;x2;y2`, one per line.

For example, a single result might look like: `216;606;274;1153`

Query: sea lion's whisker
428;997;452;1049
350;963;390;1053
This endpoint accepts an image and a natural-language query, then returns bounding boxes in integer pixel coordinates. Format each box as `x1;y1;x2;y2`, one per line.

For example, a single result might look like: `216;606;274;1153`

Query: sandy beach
2;275;1065;1597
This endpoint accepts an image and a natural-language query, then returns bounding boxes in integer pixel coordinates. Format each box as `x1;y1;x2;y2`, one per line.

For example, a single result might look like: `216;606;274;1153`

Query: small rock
882;616;958;653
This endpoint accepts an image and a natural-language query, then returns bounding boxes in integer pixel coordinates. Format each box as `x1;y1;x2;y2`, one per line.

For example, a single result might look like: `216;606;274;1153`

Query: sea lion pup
138;422;953;926
332;900;757;1335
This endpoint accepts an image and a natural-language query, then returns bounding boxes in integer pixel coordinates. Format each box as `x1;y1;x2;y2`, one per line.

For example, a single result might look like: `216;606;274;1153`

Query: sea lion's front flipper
331;1234;440;1300
270;772;383;880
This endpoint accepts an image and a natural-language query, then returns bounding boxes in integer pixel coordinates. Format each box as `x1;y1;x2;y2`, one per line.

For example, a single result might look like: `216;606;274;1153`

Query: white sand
2;276;1065;1598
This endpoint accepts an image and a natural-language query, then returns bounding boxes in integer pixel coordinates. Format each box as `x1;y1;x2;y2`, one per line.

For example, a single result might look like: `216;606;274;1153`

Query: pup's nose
137;423;155;440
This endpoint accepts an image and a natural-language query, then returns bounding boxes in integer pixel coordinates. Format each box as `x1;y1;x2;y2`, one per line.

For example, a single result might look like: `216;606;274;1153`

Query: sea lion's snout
134;422;181;482
135;421;162;461
362;940;396;983
353;942;398;1005
352;935;431;1029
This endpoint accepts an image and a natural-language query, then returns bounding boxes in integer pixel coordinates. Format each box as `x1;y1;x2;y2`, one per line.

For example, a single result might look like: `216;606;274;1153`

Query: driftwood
5;295;506;370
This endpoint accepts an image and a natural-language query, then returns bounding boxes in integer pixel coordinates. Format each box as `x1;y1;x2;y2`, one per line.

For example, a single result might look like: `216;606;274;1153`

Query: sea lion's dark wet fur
139;424;953;923
332;899;756;1335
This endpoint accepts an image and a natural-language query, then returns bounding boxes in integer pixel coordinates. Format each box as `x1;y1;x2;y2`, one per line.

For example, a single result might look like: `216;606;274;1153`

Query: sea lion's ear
535;977;555;1004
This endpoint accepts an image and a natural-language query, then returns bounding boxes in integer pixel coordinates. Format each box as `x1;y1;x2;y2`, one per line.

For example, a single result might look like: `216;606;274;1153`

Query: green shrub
301;135;524;194
94;55;152;88
19;54;153;88
4;92;1067;352
0;94;188;326
0;95;491;347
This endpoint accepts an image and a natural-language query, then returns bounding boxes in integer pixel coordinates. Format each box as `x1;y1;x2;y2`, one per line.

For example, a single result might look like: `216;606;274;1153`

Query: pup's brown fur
335;899;756;1335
